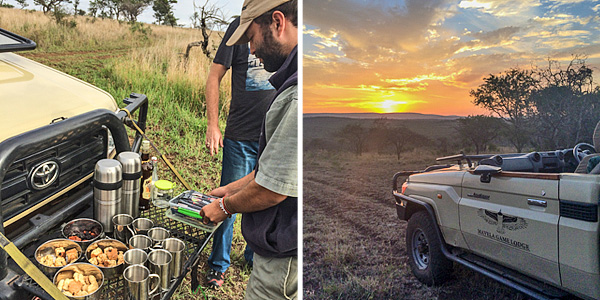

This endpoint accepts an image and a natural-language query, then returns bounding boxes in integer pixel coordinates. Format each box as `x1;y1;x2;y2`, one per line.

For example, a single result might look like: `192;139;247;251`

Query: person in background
203;15;275;288
201;0;298;298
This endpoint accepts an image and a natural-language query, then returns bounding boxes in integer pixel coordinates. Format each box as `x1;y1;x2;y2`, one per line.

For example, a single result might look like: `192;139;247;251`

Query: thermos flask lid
94;159;122;184
116;152;142;174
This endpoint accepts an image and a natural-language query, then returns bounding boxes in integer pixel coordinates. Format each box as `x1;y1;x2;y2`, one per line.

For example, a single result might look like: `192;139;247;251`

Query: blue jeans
208;138;257;273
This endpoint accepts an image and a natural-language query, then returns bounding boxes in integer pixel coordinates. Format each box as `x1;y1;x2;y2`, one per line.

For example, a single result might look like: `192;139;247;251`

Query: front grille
560;200;598;222
1;129;107;220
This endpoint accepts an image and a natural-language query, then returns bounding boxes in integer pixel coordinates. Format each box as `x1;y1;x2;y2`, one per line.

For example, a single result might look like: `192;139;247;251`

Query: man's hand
205;125;223;156
208;171;254;199
200;200;228;224
209;185;229;198
204;62;228;156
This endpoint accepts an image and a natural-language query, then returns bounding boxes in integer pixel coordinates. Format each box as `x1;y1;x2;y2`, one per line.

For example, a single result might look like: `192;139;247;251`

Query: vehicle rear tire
406;210;453;285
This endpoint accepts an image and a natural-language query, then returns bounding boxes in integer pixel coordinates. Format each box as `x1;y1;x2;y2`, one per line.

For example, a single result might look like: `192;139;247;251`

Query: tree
34;0;69;14
339;123;369;156
184;0;228;60
386;127;429;160
89;0;114;18
0;0;14;7
15;0;28;9
121;0;151;22
470;68;539;152
72;0;85;15
153;0;177;26
532;57;600;148
456;115;503;154
89;0;125;20
368;117;390;153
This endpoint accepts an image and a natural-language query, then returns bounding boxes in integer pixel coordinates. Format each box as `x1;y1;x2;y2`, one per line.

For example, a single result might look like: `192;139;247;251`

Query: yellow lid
155;180;174;190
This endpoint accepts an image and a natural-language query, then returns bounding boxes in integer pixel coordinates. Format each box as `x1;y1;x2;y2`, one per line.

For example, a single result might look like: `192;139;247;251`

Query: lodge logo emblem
477;209;528;234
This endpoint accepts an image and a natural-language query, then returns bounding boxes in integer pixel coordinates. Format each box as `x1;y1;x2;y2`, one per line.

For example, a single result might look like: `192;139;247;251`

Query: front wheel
406;210;453;285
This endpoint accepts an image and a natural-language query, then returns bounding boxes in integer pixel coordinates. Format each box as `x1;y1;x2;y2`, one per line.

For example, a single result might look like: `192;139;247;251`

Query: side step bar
455;252;568;299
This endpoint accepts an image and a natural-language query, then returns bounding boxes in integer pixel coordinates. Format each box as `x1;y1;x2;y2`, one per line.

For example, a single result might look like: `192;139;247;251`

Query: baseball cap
226;0;290;46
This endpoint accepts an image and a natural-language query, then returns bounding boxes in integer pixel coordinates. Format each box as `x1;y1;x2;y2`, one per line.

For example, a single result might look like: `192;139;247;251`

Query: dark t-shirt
213;17;275;141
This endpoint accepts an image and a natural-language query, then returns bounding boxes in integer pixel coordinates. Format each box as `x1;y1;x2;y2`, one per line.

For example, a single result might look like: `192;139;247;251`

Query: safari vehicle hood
407;166;467;187
0;52;118;143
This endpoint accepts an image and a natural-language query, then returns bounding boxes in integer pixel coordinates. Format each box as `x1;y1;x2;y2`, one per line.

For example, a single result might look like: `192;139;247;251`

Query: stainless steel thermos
94;159;122;233
117;151;142;219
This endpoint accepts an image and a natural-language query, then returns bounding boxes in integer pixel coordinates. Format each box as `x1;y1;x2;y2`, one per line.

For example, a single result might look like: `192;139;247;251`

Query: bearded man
200;0;298;299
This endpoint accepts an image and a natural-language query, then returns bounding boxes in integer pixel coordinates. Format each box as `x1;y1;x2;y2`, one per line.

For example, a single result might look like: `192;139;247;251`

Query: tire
406;210;453;285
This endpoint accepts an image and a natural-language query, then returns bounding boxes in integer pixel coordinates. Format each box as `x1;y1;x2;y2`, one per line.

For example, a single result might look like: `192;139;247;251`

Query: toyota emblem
30;161;59;190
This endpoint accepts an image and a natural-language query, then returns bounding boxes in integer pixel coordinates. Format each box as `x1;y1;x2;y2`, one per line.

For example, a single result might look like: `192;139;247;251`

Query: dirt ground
302;150;528;300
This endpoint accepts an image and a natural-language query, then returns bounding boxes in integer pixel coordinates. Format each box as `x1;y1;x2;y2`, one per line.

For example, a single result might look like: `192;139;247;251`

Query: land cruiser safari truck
393;123;600;300
0;28;148;298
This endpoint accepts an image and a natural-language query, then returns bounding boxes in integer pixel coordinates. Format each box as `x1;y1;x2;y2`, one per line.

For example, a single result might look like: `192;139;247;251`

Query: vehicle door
459;171;560;286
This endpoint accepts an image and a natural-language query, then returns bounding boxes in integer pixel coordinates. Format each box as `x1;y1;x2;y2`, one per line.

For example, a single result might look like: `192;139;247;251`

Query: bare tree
184;0;228;60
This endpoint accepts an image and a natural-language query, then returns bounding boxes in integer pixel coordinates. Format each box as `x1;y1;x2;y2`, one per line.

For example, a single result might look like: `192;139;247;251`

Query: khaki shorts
244;253;297;300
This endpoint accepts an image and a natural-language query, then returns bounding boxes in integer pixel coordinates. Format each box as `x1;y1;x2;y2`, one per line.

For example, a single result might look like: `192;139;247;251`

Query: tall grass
1;7;133;51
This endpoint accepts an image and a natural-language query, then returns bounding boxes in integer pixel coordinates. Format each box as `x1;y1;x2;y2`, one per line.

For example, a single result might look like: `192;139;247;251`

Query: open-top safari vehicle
393;121;600;300
0;28;212;299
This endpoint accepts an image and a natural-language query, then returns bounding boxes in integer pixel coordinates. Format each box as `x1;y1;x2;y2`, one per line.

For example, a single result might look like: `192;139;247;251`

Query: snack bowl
53;263;104;299
62;218;104;252
85;239;127;280
35;239;82;276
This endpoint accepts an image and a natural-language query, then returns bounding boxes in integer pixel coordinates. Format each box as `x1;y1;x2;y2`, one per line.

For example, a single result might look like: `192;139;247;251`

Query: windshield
0;28;36;53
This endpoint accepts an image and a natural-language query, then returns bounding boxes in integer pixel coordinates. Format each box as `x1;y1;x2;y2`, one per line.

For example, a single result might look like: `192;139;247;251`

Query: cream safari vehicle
0;28;147;298
394;124;600;300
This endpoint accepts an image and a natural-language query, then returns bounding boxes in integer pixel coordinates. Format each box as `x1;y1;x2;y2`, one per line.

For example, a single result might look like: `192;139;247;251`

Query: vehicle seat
575;121;600;174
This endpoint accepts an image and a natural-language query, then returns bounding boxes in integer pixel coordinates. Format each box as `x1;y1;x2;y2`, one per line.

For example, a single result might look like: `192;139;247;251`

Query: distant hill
303;115;459;142
303;112;462;120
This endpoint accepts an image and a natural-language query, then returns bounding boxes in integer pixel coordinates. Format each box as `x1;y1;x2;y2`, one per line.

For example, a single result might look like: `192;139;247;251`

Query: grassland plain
1;7;249;299
303;149;528;299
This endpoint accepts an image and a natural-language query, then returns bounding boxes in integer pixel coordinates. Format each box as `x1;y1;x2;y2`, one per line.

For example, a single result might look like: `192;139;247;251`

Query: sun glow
367;99;408;113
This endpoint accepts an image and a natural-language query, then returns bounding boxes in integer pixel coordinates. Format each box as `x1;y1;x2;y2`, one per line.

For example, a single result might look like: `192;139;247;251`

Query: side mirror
473;165;501;183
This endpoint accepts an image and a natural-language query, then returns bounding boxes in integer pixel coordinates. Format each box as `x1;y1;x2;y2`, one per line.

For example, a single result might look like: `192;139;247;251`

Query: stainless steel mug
132;218;154;236
129;235;153;253
124;248;148;269
148;249;172;291
123;264;160;300
112;214;135;245
147;227;170;248
116;151;141;219
94;159;122;233
163;238;185;280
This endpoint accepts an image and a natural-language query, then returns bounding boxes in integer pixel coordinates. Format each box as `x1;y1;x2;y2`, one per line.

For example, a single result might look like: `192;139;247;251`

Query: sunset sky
303;0;600;116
